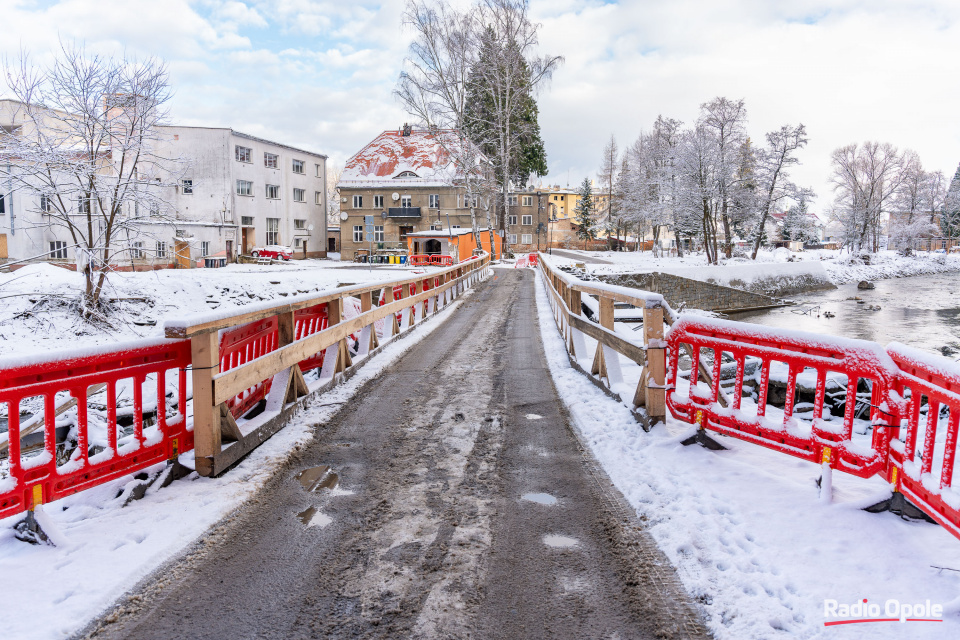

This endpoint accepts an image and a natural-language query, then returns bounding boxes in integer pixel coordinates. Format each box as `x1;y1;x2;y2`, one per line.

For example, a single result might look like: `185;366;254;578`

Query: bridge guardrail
0;254;490;520
537;253;668;424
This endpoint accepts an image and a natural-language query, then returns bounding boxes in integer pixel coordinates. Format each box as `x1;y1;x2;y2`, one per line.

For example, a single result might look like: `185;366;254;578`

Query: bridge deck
84;269;708;640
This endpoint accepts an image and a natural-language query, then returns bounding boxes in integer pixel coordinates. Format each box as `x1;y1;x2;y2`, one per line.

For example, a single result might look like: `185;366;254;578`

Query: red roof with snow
338;129;483;188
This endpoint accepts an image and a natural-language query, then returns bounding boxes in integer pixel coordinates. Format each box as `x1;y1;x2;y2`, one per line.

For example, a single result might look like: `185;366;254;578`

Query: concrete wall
598;272;786;313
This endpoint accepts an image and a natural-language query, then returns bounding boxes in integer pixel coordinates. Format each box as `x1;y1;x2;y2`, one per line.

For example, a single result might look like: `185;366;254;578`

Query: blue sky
4;0;960;205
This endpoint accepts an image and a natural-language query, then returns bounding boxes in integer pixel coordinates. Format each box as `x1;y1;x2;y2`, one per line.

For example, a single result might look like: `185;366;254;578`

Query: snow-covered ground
547;248;960;291
0;260;438;357
0;283;478;640
532;270;960;639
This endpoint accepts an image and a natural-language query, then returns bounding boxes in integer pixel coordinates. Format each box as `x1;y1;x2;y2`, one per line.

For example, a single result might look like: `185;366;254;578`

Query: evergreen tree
943;162;960;239
781;197;816;242
575;178;596;248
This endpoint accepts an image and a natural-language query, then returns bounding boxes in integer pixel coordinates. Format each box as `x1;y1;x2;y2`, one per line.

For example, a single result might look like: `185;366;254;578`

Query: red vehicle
250;245;293;260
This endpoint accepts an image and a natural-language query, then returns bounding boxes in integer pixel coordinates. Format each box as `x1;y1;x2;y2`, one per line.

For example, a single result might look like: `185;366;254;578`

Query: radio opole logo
823;599;943;626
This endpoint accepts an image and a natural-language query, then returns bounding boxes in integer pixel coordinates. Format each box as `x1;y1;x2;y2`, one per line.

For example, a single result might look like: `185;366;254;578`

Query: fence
537;254;668;425
0;254;490;520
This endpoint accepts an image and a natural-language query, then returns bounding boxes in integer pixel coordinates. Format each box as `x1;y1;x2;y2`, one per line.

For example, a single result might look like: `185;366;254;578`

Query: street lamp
536;190;542;252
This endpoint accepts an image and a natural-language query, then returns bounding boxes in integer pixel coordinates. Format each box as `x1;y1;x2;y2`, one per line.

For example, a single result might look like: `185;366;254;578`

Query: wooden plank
212;277;461;405
643;307;666;420
568;314;646;364
191;332;220;477
277;310;295;346
219;402;242;442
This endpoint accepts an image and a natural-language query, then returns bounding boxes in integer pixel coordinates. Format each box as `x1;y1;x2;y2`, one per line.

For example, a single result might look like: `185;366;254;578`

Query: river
728;272;960;357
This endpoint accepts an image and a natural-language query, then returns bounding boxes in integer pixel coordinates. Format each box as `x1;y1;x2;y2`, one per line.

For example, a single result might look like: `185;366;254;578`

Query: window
131;241;143;259
293;188;306;203
264;153;278;169
395;171;418;178
78;196;91;214
49;241;67;259
521;234;532;244
401;195;412;208
373;195;384;208
429;194;440;209
237;180;253;196
507;195;518;206
241;216;254;226
522;195;533;206
508;215;517;226
521;215;533;225
353;225;363;242
266;184;280;199
235;146;252;163
266;218;280;245
156;241;167;258
430;223;442;231
295;219;306;230
452;225;461;229
294;238;303;248
352;195;363;208
507;234;517;244
315;191;323;205
374;225;384;242
0;193;4;214
201;241;210;256
315;164;322;178
292;159;305;174
40;194;53;213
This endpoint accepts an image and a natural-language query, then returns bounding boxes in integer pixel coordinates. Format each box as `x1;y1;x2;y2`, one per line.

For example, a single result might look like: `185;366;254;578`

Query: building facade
337;126;488;261
0;98;327;267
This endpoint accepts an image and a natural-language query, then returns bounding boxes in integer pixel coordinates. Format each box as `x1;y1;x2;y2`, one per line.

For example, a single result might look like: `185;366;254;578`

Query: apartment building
337;125;488;261
0;98;327;266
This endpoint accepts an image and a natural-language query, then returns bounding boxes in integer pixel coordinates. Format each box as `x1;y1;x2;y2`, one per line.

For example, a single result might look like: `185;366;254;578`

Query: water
296;466;339;492
521;492;558;505
729;273;960;357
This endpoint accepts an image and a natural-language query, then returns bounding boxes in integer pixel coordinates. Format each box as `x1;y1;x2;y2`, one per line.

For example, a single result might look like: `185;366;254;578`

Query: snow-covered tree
574;177;595;248
598;134;618;247
700;97;748;258
942;163;960;239
751;123;810;259
0;43;181;316
780;197;817;243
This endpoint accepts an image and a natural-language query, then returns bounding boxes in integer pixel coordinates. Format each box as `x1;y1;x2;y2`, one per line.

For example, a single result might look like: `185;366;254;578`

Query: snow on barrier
0;254;491;521
666;314;960;541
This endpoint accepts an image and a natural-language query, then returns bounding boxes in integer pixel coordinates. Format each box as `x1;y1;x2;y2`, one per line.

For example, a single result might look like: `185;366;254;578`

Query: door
425;239;441;255
328;237;336;252
242;228;255;254
225;240;234;263
174;240;192;269
0;234;7;260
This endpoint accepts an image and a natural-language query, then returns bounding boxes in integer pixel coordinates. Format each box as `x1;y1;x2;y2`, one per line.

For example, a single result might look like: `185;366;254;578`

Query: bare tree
326;162;343;229
700;97;748;258
598;134;618;248
830;141;906;252
751;124;809;259
0;42;180;315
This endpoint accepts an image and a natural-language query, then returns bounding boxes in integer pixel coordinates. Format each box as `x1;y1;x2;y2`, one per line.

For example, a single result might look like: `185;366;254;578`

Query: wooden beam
191;332;220;477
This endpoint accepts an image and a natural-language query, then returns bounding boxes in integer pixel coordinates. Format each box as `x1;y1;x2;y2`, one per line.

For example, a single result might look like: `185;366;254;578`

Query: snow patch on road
532;271;960;639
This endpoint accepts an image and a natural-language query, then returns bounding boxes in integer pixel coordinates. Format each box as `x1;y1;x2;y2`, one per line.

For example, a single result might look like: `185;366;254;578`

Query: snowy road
80;269;708;640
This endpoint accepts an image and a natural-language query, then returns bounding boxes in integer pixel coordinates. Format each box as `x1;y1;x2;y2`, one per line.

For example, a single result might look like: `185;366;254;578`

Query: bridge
1;252;959;638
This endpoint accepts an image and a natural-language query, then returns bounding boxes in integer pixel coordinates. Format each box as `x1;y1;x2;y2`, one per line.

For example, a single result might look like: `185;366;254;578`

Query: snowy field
0;283;479;640
547;247;960;290
532;271;960;640
0;259;439;358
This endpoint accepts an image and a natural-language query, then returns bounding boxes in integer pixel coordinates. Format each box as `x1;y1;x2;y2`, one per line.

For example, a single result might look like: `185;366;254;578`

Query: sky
2;0;960;211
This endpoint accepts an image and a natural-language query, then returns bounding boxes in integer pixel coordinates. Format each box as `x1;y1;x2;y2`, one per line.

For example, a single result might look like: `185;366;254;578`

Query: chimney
402;123;412;137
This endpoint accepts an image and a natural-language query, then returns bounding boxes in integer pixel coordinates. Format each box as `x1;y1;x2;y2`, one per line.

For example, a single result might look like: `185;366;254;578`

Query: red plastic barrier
408;255;431;266
294;303;330;372
666;316;899;478
219;317;278;419
887;343;960;539
0;340;191;519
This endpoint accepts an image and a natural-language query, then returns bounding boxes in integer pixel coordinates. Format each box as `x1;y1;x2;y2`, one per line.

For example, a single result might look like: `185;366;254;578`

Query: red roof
339;129;481;188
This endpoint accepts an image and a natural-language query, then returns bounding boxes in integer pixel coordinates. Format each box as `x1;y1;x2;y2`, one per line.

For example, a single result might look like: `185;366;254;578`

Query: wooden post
591;296;613;379
643;306;666;421
191;332;220;477
359;291;378;354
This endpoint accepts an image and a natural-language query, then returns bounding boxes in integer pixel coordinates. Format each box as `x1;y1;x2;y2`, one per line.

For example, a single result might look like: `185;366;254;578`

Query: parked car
250;245;293;260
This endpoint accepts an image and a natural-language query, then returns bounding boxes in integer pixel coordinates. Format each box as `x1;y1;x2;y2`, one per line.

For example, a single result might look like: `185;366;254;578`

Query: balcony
387;207;421;218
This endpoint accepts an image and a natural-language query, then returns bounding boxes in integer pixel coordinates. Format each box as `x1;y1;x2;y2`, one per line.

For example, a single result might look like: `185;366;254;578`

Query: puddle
522;492;557;506
297;507;333;528
296;466;339;492
525;413;544;420
542;534;579;548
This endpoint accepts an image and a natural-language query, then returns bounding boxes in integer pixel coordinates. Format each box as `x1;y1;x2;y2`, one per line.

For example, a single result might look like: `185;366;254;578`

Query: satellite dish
339;212;349;221
307;224;315;231
381;211;388;218
392;192;400;201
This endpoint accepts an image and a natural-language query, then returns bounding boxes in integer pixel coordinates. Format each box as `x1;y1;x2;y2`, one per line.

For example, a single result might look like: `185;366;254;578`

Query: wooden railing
165;253;491;476
537;254;668;425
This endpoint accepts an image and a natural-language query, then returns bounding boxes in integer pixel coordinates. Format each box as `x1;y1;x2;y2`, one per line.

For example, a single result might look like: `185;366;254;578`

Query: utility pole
536;191;542;252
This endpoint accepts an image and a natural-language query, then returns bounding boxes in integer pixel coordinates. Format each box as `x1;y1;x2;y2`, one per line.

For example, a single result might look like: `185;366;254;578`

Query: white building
0;99;328;267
